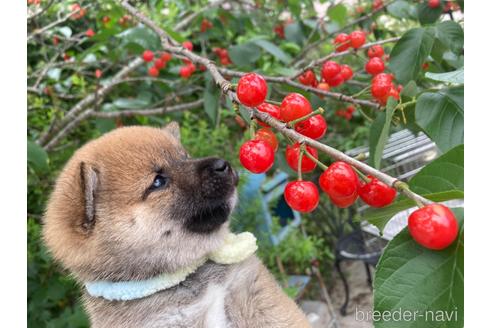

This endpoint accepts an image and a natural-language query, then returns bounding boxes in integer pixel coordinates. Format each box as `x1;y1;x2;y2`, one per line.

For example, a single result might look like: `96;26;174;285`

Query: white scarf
85;232;258;301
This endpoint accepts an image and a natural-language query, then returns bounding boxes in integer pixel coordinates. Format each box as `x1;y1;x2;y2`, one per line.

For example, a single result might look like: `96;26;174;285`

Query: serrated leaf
251;39;292;64
228;43;261;67
117;26;161;52
425;67;463;84
435;21;464;54
373;208;464;328
417;2;443;25
204;89;219;125
327;3;347;26
389;27;435;84
387;0;417;19
409;144;464;195
284;22;305;45
369;98;398;169
416;86;463;152
27;141;49;172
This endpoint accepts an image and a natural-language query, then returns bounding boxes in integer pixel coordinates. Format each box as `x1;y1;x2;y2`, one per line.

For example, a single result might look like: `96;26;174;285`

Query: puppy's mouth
185;200;231;234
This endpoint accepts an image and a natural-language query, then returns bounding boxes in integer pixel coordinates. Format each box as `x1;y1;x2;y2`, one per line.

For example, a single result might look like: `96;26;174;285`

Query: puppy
43;123;310;328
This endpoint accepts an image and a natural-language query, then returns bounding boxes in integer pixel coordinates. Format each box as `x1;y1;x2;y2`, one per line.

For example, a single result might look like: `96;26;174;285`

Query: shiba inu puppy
43;123;310;327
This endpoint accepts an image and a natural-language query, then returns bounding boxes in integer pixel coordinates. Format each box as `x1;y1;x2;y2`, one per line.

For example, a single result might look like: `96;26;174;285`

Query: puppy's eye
150;175;168;190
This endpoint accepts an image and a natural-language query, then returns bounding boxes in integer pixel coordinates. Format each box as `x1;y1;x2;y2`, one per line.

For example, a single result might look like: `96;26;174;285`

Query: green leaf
425;67;463;84
387;0;417;19
327;4;347;26
203;89;220;125
228;42;261;67
56;26;72;38
373;208;464;328
365;190;463;232
365;145;464;231
284;22;305;45
417;2;443;25
94;118;116;133
435;21;464;54
416;86;463;153
401;80;419;98
251;39;292;64
117;26;161;52
409;144;464;195
28;141;49;173
369;98;398;169
389;27;435;84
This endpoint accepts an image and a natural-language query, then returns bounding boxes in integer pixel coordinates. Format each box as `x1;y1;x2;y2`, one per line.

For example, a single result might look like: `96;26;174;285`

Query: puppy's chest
148;283;229;328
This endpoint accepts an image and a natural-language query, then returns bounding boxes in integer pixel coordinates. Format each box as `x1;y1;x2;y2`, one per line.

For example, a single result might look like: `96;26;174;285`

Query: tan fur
43;124;310;327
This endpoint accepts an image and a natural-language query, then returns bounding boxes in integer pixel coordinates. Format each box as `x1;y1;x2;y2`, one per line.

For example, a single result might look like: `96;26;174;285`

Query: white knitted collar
85;232;257;301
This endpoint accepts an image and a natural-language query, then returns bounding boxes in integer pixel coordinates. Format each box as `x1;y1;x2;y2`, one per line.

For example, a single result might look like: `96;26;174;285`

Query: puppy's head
43;123;238;281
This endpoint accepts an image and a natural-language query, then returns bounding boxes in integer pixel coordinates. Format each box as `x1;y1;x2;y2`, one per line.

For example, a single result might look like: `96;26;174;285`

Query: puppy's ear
79;162;99;231
163;121;181;141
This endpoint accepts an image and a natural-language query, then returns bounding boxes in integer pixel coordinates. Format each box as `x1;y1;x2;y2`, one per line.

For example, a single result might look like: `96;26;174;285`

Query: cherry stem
249;118;257;139
393;181;427;208
265;99;282;106
298;143;306;181
351;165;371;183
351;85;371;98
288;107;325;127
303;150;328;171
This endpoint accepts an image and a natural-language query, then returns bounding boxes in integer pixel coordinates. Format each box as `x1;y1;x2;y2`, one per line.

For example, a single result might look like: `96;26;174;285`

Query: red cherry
427;0;440;9
200;19;213;32
349;31;366;49
333;33;351;52
142;50;154;62
408;204;458;250
85;28;95;37
280;93;313;122
373;73;394;84
294;115;327;140
183;41;193;51
326;73;345;87
154;58;166;70
372;0;383;11
365;57;385;75
257;103;281;127
358;176;396;207
367;44;384;58
319;162;359;208
160;52;172;62
95;69;102;79
148;66;159;77
422;62;430;70
340;64;353;81
236;73;268;107
284;181;319;213
274;24;285;39
371;80;392;99
317;82;330;92
52;36;59;45
377;86;400;105
298;70;317;87
321;61;341;81
239;140;275;174
255;128;278;152
180;65;195;78
285;143;318;173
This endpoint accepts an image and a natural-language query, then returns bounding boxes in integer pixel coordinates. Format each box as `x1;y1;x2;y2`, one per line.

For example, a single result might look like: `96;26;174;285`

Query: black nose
211;159;229;174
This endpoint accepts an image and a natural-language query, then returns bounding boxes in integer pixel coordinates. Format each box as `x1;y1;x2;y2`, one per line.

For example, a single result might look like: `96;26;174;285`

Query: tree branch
121;1;432;208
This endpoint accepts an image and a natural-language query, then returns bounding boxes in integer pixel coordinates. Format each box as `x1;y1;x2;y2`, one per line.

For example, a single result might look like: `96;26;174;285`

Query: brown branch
121;1;432;208
91;99;204;119
27;6;86;41
37;57;144;146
